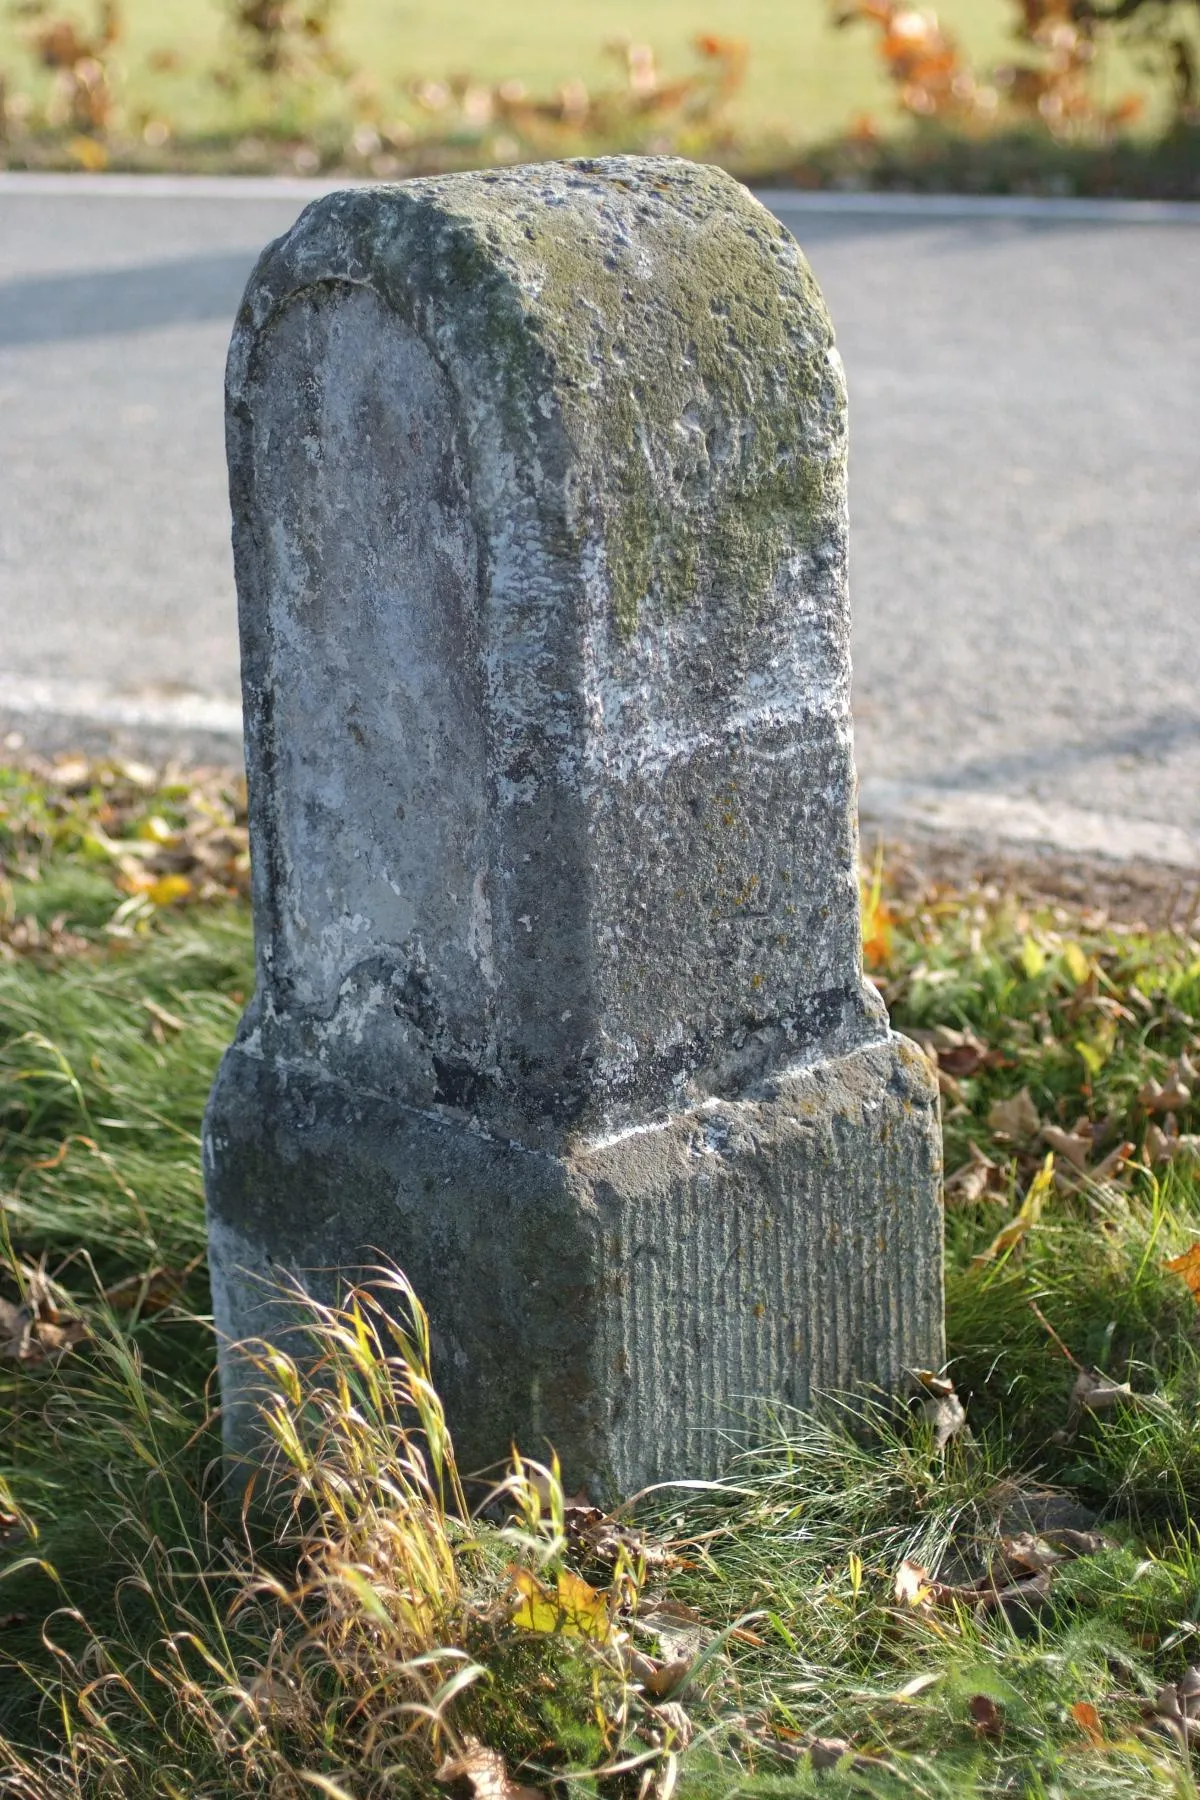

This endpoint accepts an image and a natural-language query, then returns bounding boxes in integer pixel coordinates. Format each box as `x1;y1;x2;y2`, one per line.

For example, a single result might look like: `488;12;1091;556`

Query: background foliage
0;0;1196;190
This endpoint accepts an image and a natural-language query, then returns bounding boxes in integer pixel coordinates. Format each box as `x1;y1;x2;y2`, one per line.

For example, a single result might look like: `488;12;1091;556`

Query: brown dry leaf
1063;1367;1165;1434
1070;1701;1105;1746
807;1737;850;1771
1143;1672;1200;1740
565;1497;667;1573
1089;1140;1133;1184
944;1143;999;1206
976;1567;1052;1627
893;1558;935;1610
1045;1527;1108;1558
992;1533;1063;1582
988;1088;1042;1142
968;1694;1004;1740
643;1654;695;1699
102;1265;191;1317
1041;1124;1091;1170
0;1297;33;1362
1139;1075;1193;1114
645;1700;694;1749
142;997;186;1040
909;1025;995;1080
911;1370;967;1450
436;1739;544;1800
0;1291;87;1366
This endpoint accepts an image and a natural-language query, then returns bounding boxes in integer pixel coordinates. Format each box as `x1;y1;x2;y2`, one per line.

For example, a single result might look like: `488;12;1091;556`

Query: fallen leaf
988;1088;1041;1142
146;874;193;908
1089;1140;1133;1184
944;1143;999;1205
992;1533;1063;1581
1146;1122;1174;1165
510;1566;609;1640
1041;1124;1091;1170
1166;1242;1200;1299
1044;1527;1108;1558
971;1153;1054;1267
807;1737;850;1770
893;1558;935;1610
436;1739;544;1799
1070;1701;1105;1746
103;1266;190;1316
976;1567;1052;1627
968;1693;1004;1739
1062;942;1091;985
0;1292;87;1366
1020;936;1046;979
645;1700;694;1748
1141;1074;1193;1113
911;1370;967;1449
565;1497;666;1573
1063;1367;1165;1434
643;1654;695;1699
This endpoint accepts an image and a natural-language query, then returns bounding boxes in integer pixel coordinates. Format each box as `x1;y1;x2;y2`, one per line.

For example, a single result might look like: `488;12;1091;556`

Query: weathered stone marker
203;156;943;1496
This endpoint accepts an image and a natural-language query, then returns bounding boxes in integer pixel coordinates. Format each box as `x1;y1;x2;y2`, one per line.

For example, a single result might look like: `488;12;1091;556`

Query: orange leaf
1166;1242;1200;1299
1069;1701;1105;1746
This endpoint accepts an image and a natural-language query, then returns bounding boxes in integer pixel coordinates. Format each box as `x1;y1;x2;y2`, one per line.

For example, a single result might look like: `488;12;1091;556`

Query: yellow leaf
147;874;192;907
1076;1040;1105;1077
1020;936;1045;979
860;850;893;971
136;815;177;845
1165;1242;1200;1300
1062;942;1091;985
510;1566;609;1640
70;136;109;172
848;1550;863;1595
971;1153;1053;1267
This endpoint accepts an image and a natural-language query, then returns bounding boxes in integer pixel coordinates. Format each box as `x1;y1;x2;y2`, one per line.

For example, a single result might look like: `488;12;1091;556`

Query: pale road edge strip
0;675;243;738
0;169;1196;223
1;676;1197;872
859;778;1200;872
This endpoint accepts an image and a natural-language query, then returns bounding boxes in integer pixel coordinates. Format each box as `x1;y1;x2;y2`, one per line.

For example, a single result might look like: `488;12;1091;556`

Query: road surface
1;175;1198;862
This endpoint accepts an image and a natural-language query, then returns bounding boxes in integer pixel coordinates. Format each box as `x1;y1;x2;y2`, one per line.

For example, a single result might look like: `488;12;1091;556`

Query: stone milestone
203;155;944;1496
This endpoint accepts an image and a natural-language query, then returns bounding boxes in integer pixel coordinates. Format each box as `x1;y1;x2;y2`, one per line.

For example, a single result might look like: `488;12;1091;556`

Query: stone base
203;1035;942;1498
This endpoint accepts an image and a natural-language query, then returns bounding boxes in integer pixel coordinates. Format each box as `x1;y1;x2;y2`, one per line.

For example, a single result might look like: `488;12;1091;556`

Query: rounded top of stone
227;157;882;1146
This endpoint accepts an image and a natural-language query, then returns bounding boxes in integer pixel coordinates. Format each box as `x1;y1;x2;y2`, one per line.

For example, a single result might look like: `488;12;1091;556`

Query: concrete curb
859;779;1200;872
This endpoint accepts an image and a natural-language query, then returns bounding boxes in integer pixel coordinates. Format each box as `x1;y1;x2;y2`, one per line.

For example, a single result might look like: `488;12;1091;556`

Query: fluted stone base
205;1033;943;1498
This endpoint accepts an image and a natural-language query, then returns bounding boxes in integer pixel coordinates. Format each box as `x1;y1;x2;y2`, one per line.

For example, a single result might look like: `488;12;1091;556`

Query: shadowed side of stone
204;155;944;1496
207;1038;940;1494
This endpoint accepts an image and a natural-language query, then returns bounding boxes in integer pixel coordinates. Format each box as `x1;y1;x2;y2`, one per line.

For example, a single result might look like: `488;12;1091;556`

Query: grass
4;758;1200;1793
0;0;1066;148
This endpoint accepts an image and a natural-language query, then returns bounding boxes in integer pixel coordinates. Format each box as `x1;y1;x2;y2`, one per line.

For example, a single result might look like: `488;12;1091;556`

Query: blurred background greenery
0;0;1196;195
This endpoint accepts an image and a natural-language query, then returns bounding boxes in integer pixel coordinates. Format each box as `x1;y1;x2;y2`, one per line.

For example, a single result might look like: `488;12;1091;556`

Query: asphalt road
2;177;1198;859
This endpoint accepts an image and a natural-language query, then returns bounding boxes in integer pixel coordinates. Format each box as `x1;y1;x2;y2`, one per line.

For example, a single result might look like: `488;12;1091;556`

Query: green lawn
5;759;1200;1795
0;0;1171;147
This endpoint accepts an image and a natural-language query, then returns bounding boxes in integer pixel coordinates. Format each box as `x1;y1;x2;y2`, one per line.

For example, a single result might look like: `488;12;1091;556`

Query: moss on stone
420;158;843;638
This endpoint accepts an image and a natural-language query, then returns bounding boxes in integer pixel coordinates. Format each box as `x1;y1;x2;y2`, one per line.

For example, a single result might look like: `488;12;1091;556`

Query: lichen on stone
389;158;844;638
